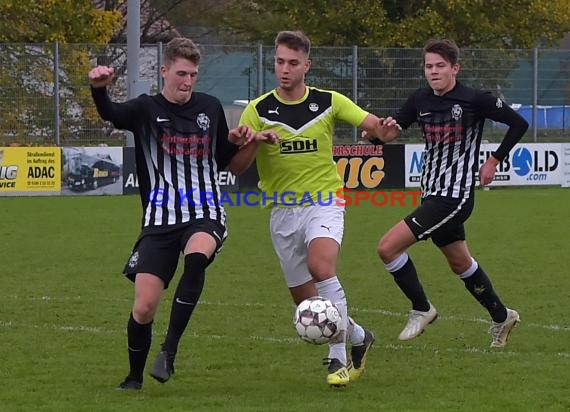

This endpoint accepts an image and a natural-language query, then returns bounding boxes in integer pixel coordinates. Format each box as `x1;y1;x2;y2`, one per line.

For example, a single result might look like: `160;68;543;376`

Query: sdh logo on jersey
280;137;319;154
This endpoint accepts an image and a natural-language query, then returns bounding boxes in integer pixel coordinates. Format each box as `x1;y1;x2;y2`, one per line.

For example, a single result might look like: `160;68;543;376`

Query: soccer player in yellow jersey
228;30;400;387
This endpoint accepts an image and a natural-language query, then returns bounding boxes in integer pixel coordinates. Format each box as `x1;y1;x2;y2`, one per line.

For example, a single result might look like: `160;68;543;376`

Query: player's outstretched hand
88;66;115;88
378;116;402;140
229;125;254;146
229;127;279;147
361;116;402;144
252;131;280;145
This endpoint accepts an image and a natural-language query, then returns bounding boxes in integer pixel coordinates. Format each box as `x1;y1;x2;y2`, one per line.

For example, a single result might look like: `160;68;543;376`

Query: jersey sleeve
214;103;240;171
238;101;264;130
475;91;529;161
90;87;142;131
394;92;419;130
475;91;523;124
330;91;368;126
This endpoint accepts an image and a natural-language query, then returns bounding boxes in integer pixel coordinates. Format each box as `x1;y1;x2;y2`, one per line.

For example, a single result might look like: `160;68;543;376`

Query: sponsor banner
122;147;138;195
481;143;561;186
210;144;407;191
405;144;425;188
218;169;239;192
121;147;239;195
334;144;405;189
405;143;562;187
61;147;123;195
561;143;570;188
0;147;61;194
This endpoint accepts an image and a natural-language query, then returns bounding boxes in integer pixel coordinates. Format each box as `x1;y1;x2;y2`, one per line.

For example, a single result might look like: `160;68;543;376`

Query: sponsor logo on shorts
128;251;139;268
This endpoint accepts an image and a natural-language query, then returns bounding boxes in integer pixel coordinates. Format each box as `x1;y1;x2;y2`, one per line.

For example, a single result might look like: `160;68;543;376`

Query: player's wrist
488;152;501;166
369;137;386;145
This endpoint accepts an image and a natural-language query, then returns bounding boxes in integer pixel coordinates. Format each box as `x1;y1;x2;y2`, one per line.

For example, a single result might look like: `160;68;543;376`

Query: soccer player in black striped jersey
363;39;528;348
89;37;251;390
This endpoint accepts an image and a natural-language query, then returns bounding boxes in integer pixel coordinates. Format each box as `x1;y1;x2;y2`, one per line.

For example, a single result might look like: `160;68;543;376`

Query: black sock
163;253;208;354
127;312;152;382
462;265;507;323
390;257;430;312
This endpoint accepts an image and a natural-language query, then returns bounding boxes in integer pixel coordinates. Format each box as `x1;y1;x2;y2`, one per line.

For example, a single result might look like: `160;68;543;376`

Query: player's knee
377;237;395;263
132;300;157;323
448;256;472;274
308;261;334;280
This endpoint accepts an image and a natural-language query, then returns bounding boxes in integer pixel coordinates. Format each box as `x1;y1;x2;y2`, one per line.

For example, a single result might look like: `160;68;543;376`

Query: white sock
458;257;478;279
315;276;347;365
347;316;366;346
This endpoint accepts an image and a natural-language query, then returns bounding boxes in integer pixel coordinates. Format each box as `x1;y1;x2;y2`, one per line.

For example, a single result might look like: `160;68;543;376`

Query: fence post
532;47;538;142
352;45;358;142
126;0;151;147
157;42;163;92
53;41;60;146
257;43;264;96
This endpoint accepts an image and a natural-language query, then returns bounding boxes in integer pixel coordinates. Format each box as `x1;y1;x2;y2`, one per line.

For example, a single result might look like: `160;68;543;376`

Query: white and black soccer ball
293;296;342;345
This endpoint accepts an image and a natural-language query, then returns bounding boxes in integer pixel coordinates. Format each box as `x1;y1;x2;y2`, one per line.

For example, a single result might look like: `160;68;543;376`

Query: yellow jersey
239;86;368;207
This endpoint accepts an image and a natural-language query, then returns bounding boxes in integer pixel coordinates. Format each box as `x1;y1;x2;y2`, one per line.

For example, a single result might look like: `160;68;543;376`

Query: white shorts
270;202;345;288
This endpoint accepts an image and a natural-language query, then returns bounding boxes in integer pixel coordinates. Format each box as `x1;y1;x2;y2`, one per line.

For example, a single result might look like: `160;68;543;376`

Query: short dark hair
164;37;201;66
422;39;459;66
275;31;311;56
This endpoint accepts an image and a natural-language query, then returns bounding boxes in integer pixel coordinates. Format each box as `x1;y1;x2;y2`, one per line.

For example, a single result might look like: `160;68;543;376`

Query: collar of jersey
272;86;310;105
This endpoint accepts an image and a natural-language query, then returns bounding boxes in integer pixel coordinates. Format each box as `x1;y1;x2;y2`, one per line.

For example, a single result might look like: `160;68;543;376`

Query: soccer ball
293;296;342;345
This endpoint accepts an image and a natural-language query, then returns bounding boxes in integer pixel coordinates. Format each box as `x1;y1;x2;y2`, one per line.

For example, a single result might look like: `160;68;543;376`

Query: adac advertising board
0;147;60;195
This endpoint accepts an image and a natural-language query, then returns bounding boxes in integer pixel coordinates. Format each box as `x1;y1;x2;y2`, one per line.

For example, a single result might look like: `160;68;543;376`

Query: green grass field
1;188;569;411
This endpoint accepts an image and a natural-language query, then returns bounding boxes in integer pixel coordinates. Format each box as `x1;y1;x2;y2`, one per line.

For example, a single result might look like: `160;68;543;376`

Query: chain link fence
0;43;568;146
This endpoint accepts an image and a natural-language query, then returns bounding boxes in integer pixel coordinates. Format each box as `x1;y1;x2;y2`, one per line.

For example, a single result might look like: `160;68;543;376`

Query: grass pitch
1;188;569;411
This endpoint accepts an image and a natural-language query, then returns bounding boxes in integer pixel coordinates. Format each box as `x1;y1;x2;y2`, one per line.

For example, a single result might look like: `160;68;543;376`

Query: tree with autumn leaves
0;0;568;144
216;0;570;48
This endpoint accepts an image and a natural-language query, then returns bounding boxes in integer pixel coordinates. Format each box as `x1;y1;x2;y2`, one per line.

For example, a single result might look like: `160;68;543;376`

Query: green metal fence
0;43;568;146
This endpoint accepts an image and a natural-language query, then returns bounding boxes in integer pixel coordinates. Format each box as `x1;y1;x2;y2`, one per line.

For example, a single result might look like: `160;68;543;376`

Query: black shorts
122;219;227;288
404;196;474;247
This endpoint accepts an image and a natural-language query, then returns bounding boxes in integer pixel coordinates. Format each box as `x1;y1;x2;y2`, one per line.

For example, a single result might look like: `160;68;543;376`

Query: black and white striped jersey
91;88;239;228
395;82;527;199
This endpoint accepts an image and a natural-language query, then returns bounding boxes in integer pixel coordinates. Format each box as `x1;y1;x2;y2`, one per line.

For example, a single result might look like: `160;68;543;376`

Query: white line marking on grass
0;320;111;334
2;319;569;359
4;295;570;332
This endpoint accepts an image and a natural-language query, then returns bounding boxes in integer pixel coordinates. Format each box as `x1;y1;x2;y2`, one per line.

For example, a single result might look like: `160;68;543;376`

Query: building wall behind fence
0;43;568;147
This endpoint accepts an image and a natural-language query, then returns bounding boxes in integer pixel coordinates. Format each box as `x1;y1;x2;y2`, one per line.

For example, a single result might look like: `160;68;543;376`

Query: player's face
274;45;310;96
424;52;459;96
161;57;199;104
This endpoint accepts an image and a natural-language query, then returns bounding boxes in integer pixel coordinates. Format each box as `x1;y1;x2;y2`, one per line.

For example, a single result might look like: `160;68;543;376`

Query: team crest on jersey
197;113;210;131
451;104;463;120
496;98;503;108
308;103;319;112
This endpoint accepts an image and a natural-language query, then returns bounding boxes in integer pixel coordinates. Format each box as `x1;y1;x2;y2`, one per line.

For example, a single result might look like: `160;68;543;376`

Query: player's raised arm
88;66;115;88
